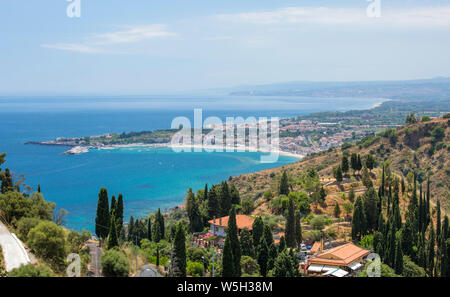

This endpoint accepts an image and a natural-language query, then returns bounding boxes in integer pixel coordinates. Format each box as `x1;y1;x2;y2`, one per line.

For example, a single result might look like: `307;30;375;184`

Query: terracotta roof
310;241;322;253
308;243;370;267
208;215;254;231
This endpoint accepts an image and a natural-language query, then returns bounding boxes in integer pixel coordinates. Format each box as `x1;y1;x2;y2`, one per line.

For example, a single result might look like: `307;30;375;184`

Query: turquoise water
0;95;384;231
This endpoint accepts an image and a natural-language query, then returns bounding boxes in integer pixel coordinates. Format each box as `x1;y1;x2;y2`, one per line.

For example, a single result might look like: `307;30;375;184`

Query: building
306;242;370;277
208;215;254;237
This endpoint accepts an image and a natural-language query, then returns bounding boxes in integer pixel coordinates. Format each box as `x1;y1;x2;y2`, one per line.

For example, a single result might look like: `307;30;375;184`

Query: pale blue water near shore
0;95;384;231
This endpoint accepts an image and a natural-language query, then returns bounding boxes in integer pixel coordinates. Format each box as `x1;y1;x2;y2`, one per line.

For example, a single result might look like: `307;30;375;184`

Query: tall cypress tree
110;195;116;217
220;182;232;216
436;200;441;239
107;214;119;249
279;171;289;195
285;196;295;248
95;188;110;239
227;207;241;277
263;224;274;247
240;228;254;257
352;196;366;240
268;243;278;271
341;155;349;174
127;216;134;242
147;217;152;241
170;222;186;277
116;194;124;235
257;238;269;277
252;216;264;247
294;211;302;248
207;185;220;219
230;184;240;205
222;236;234;277
394;238;403;275
427;222;435;276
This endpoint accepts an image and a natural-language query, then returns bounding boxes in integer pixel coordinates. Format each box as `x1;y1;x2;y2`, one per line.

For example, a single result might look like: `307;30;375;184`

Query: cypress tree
107;214;119;249
252;216;264;247
95;188;110;239
147;217;152;241
171;222;186;277
263;224;274;247
285;196;295;248
257;238;269;277
394;238;403;275
278;236;286;253
294;211;302;248
220;182;232;216
230;184;240;205
240;228;254;257
352;196;366;240
222;237;234;277
380;165;385;197
273;250;295;277
436;200;441;239
207;185;220;219
427;222;435;276
279;171;290;195
334;203;341;218
341;155;349;174
116;194;124;234
37;184;41;193
268;243;278;271
110;195;116;217
350;153;358;175
227;207;241;276
127;216;134;242
356;154;362;173
186;188;202;232
348;188;355;203
156;245;160;267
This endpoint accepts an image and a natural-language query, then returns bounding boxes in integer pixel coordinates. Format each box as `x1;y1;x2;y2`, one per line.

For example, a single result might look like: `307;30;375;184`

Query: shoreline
89;143;305;160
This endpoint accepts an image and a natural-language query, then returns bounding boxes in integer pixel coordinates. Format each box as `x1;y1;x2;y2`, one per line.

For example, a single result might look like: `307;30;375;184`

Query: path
86;240;102;277
0;222;31;271
136;264;163;277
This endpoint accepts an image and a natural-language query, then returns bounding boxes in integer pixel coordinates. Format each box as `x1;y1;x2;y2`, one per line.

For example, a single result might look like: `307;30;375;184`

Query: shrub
16;217;41;241
187;261;204;277
310;215;326;231
8;264;52;277
240;256;260;276
101;248;130;277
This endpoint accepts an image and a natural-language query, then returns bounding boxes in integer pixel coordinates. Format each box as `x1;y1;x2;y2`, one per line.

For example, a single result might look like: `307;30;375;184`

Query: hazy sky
1;0;450;94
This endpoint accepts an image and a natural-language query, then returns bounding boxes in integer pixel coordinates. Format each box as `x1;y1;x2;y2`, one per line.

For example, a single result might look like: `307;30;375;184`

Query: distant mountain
228;77;450;101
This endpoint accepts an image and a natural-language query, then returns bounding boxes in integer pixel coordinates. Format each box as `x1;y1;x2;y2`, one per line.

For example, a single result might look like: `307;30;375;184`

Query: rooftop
308;242;370;267
208;215;254;231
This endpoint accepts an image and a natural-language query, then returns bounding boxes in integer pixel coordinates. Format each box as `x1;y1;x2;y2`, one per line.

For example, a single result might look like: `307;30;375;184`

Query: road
86;240;102;277
0;222;31;271
136;264;163;277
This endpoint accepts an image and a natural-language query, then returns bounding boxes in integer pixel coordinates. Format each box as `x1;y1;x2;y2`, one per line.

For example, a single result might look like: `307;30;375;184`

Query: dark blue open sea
0;95;383;231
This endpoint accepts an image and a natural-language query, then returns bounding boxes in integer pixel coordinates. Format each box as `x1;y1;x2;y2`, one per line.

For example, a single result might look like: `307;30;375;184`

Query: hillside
231;117;449;215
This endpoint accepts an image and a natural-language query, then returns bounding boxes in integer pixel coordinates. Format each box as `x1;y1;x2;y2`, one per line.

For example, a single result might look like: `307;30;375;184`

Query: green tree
95;188;110;239
341;155;349;174
116;194;124;234
294;211;302;248
348;188;355;203
333;165;343;182
285;196;296;248
230;184;240;205
240;228;254;257
273;250;295;277
350;153;358;175
257;238;269;277
27;221;66;262
227;207;241;276
222;235;234;277
343;202;353;220
207;185;220;219
220;182;232;216
394;238;403;275
365;154;375;172
352;197;367;240
101;248;130;277
279;171;290;195
170;222;187;277
333;203;341;218
107;214;119;249
252;216;264;248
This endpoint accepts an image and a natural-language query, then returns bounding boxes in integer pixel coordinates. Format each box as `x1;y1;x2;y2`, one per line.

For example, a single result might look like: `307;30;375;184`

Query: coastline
90;143;305;160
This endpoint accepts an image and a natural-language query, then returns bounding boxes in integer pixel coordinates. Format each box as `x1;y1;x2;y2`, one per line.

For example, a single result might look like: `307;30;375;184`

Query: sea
0;95;384;231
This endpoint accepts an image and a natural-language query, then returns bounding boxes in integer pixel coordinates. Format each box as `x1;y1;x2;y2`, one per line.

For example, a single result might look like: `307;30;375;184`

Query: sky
1;0;450;95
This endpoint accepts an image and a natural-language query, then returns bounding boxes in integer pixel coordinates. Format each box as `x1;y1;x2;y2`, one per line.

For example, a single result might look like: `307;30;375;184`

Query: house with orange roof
208;215;254;237
306;242;370;277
